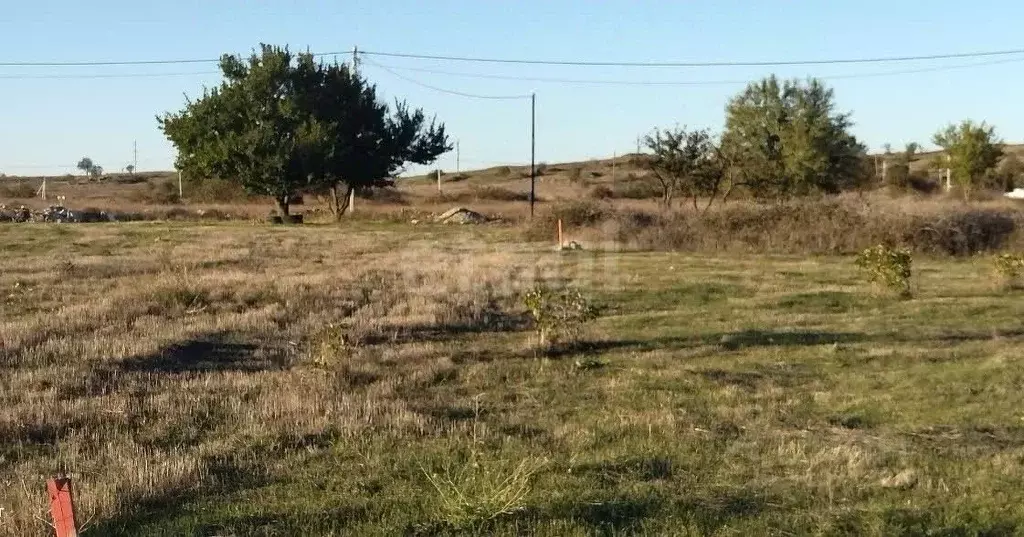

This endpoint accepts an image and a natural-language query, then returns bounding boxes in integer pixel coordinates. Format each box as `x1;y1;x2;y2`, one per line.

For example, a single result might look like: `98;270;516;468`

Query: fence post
557;218;563;248
47;476;78;537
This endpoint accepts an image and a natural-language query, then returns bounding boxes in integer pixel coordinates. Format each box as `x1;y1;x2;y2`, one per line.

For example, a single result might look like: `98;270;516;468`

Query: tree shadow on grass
559;495;664;535
534;330;869;360
118;331;291;374
358;313;533;347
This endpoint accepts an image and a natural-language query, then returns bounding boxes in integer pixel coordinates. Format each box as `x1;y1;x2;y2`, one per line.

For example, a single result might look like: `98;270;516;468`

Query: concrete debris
433;207;488;225
558;241;584;251
0;204;117;224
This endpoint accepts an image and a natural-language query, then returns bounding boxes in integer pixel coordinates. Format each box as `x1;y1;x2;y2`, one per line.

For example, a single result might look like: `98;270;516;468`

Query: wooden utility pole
177;170;183;199
133;140;138;174
530;92;536;218
456;140;460;174
436;169;442;193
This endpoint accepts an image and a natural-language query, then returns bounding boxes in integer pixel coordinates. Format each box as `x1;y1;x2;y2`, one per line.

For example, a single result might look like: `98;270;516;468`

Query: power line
2;45;1024;69
0;50;353;67
0;70;220;80
367;56;1024;86
357;47;1024;68
364;59;532;100
5;53;1021;82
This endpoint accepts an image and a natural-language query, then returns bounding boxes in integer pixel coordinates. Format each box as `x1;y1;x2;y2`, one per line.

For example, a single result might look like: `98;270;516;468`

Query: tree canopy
932;120;1003;199
721;76;867;198
76;157;102;178
643;126;724;211
158;44;450;218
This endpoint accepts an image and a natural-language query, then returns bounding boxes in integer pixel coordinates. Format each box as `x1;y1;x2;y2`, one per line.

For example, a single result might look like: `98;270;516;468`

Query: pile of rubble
432;207;489;225
0;205;116;224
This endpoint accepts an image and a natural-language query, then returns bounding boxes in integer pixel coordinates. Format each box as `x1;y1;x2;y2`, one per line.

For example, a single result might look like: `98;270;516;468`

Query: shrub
522;285;599;347
471;186;530;202
909;210;1017;256
0;180;38;199
993;253;1024;289
357;187;407;204
133;180;181;204
856;245;913;298
588;185;614;200
614;177;662;199
547;200;608;228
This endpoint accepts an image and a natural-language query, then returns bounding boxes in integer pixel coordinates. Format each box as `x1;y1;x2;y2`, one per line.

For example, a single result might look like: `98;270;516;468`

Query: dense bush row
530;198;1024;256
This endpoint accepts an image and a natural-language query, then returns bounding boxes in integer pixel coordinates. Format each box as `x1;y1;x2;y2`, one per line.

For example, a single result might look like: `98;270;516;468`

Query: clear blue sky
2;0;1023;176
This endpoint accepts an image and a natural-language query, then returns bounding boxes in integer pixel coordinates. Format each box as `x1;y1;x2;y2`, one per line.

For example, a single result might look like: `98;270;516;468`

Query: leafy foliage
643;126;724;211
993;253;1024;289
856;245;913;298
423;456;545;528
522;285;599;347
721;76;867;198
932;120;1003;199
158;44;449;219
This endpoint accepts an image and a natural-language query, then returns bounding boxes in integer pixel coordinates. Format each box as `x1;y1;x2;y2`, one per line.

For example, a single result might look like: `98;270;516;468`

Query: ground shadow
118;331;289;374
562;495;664;535
533;330;869;360
359;312;533;346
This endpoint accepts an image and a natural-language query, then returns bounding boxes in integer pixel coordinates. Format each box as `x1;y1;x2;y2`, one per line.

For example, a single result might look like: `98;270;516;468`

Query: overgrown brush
423;456;546;528
0;180;38;199
556;196;1023;257
856;244;913;298
523;285;599;348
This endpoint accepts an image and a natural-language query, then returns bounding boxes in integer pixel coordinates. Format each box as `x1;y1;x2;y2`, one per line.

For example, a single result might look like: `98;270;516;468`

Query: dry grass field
3;218;1024;535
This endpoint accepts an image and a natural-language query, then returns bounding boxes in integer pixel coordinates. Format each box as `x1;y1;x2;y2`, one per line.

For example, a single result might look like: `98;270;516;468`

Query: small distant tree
89;165;103;178
643;126;724;212
932;120;1003;199
905;142;920;160
77;157;94;176
126;164;136;175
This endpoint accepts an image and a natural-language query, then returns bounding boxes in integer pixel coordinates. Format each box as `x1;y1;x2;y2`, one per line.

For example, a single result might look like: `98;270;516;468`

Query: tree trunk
332;183;354;221
276;196;290;218
329;184;342;222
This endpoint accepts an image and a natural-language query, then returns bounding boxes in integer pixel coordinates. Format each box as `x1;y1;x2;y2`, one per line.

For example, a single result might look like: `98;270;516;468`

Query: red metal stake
47;477;78;537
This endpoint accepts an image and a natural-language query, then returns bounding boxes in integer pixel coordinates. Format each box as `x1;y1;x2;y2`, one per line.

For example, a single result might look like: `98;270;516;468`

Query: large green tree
932;120;1003;199
305;62;450;220
158;44;449;219
721;76;866;198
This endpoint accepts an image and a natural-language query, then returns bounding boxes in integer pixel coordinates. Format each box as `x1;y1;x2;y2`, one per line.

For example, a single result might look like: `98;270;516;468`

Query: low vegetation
4;222;1024;535
855;244;914;298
